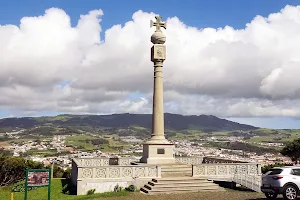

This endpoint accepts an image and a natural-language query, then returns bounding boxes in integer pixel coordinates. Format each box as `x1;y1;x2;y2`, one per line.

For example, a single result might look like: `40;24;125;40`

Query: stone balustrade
175;156;203;165
192;163;261;179
192;163;262;192
77;165;161;179
74;157;204;167
202;156;246;164
232;174;262;192
73;157;139;167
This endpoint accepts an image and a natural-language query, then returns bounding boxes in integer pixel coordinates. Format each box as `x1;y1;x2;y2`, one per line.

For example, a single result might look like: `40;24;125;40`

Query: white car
261;166;300;200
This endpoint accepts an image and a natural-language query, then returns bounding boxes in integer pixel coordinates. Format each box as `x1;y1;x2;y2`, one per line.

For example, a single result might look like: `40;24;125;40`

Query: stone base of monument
140;143;176;164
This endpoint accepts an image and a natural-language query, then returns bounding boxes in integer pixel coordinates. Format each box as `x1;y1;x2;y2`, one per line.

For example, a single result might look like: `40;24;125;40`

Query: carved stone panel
148;167;157;177
195;166;206;175
151;44;166;61
84;159;92;167
122;167;133;177
82;168;93;178
109;168;120;178
218;165;227;175
207;166;217;175
136;167;145;177
96;168;106;178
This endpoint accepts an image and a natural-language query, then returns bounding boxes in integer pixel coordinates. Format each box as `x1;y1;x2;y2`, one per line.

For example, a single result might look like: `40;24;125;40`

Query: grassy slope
65;135;97;151
248;129;300;143
65;135;129;153
0;179;129;200
0;180;265;200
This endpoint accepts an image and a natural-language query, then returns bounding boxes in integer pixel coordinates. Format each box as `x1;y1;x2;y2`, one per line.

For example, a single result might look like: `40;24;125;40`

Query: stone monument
140;16;175;164
70;15;261;195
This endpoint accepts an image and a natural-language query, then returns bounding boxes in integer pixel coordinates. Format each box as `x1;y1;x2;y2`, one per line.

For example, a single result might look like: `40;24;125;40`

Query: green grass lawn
0;179;129;200
0;180;266;200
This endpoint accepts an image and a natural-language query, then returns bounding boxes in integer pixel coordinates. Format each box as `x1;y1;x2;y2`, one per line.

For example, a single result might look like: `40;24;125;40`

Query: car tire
264;192;278;199
283;185;298;200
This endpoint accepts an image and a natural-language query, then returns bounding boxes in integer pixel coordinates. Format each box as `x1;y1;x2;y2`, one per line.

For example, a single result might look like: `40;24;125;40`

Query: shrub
261;163;293;174
125;185;136;192
86;188;96;195
62;168;71;179
114;184;123;192
61;179;76;195
0;156;44;186
11;180;37;192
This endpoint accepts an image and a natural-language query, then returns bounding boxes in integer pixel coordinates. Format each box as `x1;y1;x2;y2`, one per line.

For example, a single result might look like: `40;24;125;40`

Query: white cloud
1;5;300;117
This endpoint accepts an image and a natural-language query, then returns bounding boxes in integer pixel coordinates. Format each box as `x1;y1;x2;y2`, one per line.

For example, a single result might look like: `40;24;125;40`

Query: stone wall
175;156;203;165
73;157;139;167
202;157;247;164
192;163;261;179
72;158;161;195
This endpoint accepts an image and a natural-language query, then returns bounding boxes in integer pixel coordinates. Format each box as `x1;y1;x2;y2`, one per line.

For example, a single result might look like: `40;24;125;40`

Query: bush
62;168;71;179
261;163;293;174
125;185;136;192
0;156;44;186
61;179;76;195
114;184;123;192
87;188;96;195
11;180;37;192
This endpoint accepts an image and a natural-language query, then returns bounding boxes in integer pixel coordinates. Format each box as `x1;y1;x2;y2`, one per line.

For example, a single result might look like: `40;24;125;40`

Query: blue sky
2;0;300;33
1;0;300;129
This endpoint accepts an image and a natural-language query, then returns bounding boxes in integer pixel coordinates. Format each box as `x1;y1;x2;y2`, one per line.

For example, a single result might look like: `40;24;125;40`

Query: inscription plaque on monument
157;148;165;154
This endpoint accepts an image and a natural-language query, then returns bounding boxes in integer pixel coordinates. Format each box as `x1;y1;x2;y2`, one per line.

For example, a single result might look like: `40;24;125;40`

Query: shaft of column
151;62;166;141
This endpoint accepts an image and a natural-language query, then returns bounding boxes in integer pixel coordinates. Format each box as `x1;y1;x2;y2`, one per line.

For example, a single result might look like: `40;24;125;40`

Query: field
66;135;98;151
65;135;130;153
247;129;300;144
0;179;268;200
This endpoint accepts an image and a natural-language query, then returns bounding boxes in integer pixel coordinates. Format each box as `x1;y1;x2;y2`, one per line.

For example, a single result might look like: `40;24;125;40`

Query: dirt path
102;190;267;200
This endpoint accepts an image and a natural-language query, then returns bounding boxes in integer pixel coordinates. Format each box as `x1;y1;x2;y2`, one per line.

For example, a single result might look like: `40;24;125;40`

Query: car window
268;169;283;175
263;171;271;175
292;169;300;176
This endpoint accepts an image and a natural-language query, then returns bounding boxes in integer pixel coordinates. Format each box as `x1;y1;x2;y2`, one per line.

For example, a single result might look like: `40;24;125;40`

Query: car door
290;169;300;189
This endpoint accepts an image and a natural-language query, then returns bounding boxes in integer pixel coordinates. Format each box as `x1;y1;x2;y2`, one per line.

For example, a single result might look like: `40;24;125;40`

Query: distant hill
0;113;258;131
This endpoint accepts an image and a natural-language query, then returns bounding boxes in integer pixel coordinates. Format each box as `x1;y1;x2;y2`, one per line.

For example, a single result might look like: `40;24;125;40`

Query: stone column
141;16;175;164
150;59;166;142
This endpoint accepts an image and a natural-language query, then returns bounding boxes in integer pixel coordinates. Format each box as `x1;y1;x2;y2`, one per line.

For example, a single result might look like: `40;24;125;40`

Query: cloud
1;5;300;117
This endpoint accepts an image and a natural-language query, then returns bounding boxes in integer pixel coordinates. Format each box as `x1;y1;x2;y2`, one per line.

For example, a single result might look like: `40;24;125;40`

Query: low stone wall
192;163;261;179
77;165;161;179
72;160;161;195
73;157;139;167
175;156;203;165
192;163;262;192
202;157;247;164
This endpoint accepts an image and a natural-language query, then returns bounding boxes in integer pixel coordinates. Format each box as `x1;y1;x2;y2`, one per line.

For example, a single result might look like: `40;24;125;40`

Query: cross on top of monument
150;16;166;32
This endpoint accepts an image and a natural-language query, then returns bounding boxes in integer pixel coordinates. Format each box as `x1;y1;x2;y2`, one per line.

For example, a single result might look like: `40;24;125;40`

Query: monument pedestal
141;142;175;164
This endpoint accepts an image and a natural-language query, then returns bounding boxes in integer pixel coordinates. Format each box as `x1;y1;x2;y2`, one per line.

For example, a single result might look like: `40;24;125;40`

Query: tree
0;156;44;186
281;138;300;163
0;148;13;156
51;164;65;178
